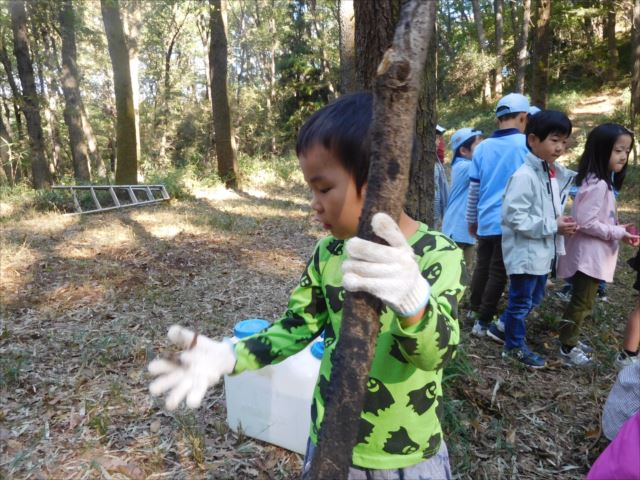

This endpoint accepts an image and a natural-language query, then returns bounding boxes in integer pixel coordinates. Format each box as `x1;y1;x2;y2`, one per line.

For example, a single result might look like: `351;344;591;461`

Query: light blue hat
528;106;541;116
496;93;530;118
450;127;482;153
436;124;446;134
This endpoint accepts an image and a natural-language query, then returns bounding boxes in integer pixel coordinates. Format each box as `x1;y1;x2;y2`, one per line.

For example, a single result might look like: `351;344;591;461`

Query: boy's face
299;144;365;240
528;132;568;165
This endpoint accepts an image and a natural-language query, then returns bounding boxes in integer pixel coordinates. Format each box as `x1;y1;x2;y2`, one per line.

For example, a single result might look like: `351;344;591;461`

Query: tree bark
209;0;238;189
632;0;640;163
101;0;138;184
605;0;618;82
530;0;552;108
10;0;52;189
494;0;504;97
339;0;356;93
353;0;400;90
122;0;141;164
515;0;531;93
59;0;91;182
470;0;491;102
307;1;435;477
0;38;24;140
405;12;436;226
0;105;15;185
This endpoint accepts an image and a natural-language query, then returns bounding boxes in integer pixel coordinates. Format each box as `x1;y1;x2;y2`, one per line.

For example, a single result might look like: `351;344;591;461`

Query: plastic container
224;319;324;454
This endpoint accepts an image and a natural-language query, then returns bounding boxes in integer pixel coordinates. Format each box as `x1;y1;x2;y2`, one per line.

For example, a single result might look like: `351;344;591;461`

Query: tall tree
122;0;141;164
632;0;640;148
101;0;138;184
0;104;15;185
530;0;552;108
515;0;531;93
604;0;618;82
0;34;24;140
10;0;52;188
470;0;491;102
338;0;356;93
307;2;435;476
494;0;504;97
209;0;238;189
59;0;91;182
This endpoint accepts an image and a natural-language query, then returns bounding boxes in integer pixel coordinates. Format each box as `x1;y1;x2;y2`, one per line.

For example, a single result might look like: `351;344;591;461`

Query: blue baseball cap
450;128;482;153
528;106;541;116
495;93;530;118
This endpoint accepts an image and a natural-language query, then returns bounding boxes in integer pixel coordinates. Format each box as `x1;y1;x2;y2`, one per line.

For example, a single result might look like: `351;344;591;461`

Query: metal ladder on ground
52;184;170;215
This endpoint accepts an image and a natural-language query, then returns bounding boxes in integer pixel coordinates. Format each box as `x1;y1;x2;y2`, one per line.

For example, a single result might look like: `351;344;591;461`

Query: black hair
496;109;522;122
525;110;572;150
296;92;372;194
575;123;634;190
454;134;481;159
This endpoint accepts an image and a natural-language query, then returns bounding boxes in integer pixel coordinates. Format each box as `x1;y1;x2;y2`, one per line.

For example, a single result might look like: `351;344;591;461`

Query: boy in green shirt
148;93;466;478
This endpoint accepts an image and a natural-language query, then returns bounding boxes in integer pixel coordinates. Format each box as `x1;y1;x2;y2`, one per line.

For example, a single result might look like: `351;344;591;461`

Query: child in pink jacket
557;123;639;366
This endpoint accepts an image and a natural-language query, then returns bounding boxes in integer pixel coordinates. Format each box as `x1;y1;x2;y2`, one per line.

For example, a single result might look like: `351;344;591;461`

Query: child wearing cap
433;124;449;230
465;93;531;338
442;128;483;272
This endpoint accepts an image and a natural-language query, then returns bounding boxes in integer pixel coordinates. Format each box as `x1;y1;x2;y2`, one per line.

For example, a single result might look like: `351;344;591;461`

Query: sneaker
555;285;572;301
560;346;593;366
576;340;594;354
471;320;488;337
487;322;505;344
596;291;608;303
465;310;478;322
502;345;546;368
615;351;639;369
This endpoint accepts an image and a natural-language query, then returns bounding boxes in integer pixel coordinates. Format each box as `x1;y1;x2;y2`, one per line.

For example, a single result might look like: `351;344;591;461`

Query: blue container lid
311;341;325;360
234;319;270;339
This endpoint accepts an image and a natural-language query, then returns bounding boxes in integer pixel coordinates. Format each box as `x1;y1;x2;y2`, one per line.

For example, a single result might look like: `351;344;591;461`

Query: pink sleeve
574;181;626;241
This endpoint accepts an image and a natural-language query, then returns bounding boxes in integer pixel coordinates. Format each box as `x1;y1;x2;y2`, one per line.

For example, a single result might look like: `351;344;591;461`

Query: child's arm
343;214;463;372
574;181;627;241
502;173;556;238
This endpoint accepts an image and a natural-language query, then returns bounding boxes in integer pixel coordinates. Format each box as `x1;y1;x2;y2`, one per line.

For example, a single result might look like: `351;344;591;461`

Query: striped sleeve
465;180;480;225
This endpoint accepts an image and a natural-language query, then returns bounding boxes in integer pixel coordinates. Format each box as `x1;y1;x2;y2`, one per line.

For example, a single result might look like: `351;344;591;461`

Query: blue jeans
501;274;547;350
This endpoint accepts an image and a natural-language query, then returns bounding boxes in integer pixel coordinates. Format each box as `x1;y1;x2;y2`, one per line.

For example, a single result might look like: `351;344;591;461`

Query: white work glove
148;325;236;410
342;212;430;317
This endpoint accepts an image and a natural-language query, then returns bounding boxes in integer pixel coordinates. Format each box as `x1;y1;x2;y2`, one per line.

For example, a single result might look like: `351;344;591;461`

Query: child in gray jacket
488;110;577;368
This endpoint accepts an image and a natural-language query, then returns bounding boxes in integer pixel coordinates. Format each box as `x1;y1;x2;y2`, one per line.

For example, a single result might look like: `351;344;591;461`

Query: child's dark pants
469;235;508;323
560;271;599;347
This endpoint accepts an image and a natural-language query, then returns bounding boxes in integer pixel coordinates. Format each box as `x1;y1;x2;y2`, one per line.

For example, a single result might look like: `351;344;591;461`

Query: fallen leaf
585;428;600;439
150;419;161;433
506;428;516;446
95;456;145;480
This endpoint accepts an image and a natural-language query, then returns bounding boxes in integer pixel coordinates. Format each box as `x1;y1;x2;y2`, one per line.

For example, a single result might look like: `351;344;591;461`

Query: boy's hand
557;215;578;236
468;223;478;238
342;212;430;317
148;325;236;410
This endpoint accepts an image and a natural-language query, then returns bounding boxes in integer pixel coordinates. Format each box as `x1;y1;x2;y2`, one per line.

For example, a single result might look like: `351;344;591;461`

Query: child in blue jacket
442;127;483;272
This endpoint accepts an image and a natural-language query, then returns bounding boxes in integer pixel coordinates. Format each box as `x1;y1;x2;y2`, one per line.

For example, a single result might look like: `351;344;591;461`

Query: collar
490;128;522;138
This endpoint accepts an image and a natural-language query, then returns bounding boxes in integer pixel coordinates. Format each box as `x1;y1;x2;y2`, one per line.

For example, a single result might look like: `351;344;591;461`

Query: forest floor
1;90;639;480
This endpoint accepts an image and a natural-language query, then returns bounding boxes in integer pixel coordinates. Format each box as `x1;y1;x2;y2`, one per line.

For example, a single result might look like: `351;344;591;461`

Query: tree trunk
470;0;491;102
122;0;141;164
0;38;24;140
605;0;618;82
339;0;356;93
632;0;640;164
10;0;52;189
494;0;504;97
515;0;531;93
0;106;15;185
101;0;138;184
405;12;437;226
59;0;91;182
353;0;400;90
307;2;435;477
530;0;552;108
209;0;238;189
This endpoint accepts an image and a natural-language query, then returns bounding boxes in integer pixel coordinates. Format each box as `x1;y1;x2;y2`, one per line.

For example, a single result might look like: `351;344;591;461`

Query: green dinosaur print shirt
233;223;466;469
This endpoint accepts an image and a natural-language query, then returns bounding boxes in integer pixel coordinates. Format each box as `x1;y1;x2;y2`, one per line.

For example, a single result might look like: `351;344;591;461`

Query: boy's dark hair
454;134;481;159
525;110;572;150
296;92;373;194
496;109;521;122
576;123;633;190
